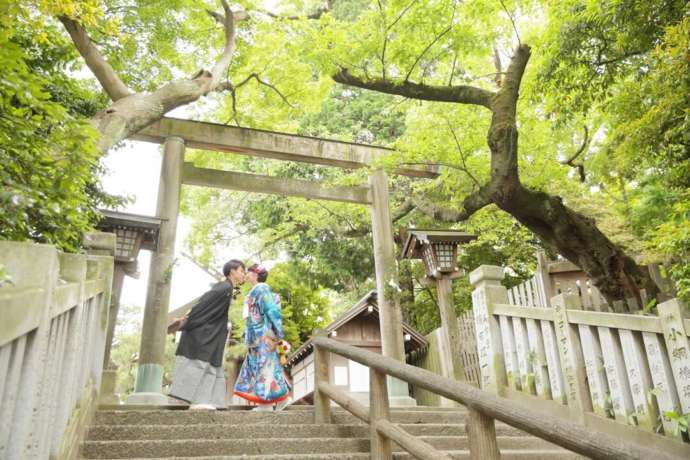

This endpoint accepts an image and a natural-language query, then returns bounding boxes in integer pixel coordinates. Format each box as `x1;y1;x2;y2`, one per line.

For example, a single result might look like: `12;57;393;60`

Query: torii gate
123;117;437;405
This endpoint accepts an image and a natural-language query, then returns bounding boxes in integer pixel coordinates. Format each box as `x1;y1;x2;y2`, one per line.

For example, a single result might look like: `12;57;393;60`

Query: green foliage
299;86;406;144
647;192;690;304
0;264;14;288
110;304;178;396
0;24;124;251
664;410;690;436
535;0;687;116
111;331;178;396
268;262;332;347
534;2;690;296
5;0;688;326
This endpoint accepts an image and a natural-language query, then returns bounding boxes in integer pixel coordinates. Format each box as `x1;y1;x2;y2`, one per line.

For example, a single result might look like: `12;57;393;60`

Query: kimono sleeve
261;287;284;339
181;284;231;331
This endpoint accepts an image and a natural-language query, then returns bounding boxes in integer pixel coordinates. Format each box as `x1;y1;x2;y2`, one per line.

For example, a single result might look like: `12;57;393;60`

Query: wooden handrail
318;381;369;423
376;418;453;460
312;335;680;460
319;379;453;460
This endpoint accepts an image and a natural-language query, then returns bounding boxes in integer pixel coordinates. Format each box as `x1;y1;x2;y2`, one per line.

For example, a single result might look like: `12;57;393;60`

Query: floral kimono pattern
233;283;291;404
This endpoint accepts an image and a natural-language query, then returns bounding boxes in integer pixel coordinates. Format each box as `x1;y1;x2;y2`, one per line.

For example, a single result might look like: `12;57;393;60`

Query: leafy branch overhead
5;0;688;307
322;2;664;304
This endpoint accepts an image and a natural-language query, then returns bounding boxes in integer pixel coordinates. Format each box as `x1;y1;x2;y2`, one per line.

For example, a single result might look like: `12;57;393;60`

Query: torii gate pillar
369;169;415;405
128;136;185;404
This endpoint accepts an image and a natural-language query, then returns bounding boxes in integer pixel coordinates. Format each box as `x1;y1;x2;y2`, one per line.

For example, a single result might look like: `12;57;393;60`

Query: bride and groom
168;260;291;410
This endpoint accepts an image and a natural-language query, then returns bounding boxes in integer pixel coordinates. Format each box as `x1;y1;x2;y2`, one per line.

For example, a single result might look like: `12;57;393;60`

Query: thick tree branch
86;0;244;154
333;69;495;109
209;0;237;90
410;186;493;222
500;44;531;108
392;198;416;223
487;44;531;183
58;16;131;101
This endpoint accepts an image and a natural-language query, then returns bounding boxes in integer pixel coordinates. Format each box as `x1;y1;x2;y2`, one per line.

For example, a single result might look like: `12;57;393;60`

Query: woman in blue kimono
233;264;291;410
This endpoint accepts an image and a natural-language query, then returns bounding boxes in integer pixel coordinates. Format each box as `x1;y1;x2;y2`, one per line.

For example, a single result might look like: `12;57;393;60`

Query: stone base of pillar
127;363;167;405
125;392;169;405
133;362;164;392
99;368;121;405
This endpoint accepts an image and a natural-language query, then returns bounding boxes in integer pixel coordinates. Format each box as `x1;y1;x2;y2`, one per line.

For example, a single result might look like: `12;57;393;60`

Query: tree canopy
2;0;688;330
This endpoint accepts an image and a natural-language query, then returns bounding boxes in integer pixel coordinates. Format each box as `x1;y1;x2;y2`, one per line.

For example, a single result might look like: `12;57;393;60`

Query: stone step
93;409;467;426
86;422;534;441
98;404;464;412
81;436;564;458
288;404;467;412
81;449;584;460
88;423;471;441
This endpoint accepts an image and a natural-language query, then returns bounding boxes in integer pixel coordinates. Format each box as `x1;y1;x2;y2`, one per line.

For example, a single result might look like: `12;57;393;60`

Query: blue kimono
233;283;291;404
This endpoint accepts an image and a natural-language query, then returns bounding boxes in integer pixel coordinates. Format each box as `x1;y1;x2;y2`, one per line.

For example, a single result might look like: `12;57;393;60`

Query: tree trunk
59;4;239;155
484;44;657;304
491;184;656;305
91;80;212;154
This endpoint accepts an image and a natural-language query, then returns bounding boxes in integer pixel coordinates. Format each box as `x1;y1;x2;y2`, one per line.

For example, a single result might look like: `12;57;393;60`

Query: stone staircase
80;405;585;459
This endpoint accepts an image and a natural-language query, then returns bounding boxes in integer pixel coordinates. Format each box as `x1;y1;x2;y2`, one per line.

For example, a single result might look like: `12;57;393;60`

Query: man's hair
248;263;269;282
223;259;245;277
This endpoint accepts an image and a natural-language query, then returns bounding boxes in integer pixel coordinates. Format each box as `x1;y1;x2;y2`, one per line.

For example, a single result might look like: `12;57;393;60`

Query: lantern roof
402;229;477;260
96;210;163;260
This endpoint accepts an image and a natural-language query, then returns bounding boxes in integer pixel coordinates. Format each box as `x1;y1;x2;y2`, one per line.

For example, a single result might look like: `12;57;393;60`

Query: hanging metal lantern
402;229;477;278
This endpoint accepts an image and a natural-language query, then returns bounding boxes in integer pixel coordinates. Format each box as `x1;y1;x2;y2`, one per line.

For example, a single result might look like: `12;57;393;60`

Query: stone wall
0;233;115;460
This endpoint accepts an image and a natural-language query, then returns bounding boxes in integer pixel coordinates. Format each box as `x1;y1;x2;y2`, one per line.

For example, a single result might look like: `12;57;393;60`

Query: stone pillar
469;265;508;393
657;299;690;420
99;263;125;405
128;136;185;404
104;264;126;368
368;169;414;406
551;293;592;422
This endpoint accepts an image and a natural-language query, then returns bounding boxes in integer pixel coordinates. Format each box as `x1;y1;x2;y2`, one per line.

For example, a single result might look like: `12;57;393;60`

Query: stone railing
470;265;690;455
0;233;115;460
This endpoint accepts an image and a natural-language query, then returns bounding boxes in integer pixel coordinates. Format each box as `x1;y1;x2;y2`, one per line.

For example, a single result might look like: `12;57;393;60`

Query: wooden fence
0;234;115;460
470;264;690;449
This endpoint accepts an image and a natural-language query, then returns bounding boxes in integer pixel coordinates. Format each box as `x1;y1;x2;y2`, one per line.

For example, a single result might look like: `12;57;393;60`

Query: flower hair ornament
247;264;268;277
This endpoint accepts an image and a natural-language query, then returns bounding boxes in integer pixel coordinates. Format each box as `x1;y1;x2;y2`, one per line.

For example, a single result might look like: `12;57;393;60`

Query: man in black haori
169;259;245;410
